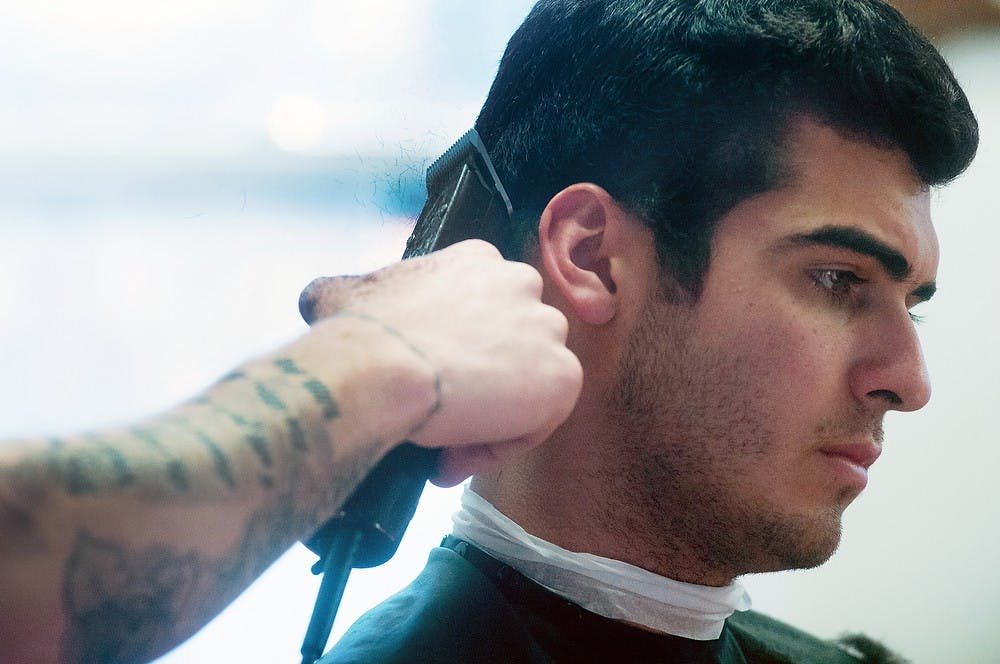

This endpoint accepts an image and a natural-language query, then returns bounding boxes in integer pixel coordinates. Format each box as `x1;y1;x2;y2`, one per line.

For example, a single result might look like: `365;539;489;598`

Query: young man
310;1;979;661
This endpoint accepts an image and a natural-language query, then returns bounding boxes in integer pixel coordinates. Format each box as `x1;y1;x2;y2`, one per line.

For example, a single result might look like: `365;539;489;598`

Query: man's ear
538;183;635;326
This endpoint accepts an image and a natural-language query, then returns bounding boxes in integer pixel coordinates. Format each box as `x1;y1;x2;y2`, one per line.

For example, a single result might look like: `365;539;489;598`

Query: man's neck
470;455;740;588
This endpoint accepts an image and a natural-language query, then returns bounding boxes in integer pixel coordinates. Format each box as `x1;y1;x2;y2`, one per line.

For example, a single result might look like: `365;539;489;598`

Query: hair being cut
475;0;979;293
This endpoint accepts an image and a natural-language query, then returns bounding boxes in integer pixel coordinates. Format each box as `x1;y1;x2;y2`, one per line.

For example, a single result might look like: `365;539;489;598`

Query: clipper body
300;130;514;664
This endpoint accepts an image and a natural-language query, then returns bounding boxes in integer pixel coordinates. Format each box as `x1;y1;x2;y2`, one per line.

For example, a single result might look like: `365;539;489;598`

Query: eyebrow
785;225;937;302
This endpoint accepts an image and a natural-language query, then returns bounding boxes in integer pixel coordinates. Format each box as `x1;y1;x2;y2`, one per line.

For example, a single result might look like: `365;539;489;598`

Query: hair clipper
299;129;514;663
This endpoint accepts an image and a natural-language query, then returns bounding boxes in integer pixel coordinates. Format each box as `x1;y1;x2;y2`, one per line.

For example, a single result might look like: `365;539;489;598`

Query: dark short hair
474;0;979;293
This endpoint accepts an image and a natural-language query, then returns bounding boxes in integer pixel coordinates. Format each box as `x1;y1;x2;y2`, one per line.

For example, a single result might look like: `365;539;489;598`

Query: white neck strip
451;487;751;641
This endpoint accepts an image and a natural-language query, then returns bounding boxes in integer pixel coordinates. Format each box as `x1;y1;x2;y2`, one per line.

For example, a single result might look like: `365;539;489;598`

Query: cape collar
451;487;751;641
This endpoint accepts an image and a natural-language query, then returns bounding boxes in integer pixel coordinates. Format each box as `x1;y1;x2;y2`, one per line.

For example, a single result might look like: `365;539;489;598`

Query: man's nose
848;309;932;413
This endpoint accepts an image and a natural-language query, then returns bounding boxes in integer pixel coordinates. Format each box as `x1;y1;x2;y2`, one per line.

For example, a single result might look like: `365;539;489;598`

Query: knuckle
297;275;352;323
453;238;501;258
552;349;583;394
525;303;568;341
545;306;570;339
511;261;544;293
297;277;328;323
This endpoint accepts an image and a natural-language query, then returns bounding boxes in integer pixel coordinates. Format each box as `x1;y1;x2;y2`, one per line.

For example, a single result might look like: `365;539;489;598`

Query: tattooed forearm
1;359;345;514
61;531;205;664
59;488;322;664
0;344;406;663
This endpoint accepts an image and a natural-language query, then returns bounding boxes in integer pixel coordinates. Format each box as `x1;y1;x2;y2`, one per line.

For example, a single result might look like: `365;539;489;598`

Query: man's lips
819;441;883;470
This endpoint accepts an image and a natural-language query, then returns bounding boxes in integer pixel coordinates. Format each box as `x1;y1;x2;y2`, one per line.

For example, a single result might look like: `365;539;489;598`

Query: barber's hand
298;240;582;486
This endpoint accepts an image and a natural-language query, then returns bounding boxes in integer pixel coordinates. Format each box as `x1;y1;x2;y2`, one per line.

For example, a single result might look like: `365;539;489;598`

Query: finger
509;259;545;299
431;444;500;488
298;275;357;324
430;436;538;487
538;301;571;344
441;238;503;259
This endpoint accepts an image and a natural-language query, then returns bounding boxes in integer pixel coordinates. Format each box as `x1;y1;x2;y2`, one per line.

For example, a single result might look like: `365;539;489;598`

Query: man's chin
749;508;845;573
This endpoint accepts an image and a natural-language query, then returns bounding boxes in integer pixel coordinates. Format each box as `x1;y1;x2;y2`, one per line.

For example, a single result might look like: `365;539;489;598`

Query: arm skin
0;240;582;664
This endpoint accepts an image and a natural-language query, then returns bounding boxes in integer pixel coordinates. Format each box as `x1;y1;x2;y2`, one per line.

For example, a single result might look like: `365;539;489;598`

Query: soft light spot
267;95;327;153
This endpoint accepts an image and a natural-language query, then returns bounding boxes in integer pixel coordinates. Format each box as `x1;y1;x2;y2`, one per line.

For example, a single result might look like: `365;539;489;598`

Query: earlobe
538;184;620;325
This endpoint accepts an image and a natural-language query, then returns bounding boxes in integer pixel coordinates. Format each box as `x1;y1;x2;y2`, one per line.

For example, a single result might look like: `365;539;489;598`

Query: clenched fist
298;240;582;485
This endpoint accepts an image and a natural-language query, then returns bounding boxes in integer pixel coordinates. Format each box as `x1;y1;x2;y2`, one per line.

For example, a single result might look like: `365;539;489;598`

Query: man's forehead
710;119;939;280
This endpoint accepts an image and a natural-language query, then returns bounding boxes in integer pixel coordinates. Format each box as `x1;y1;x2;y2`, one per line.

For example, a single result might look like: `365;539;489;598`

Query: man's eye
811;269;864;298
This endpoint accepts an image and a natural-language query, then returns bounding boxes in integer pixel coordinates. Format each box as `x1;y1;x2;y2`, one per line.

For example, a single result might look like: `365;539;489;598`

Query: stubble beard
602;295;844;584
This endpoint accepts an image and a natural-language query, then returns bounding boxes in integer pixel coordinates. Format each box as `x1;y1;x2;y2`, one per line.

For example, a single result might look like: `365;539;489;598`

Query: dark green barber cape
319;541;878;663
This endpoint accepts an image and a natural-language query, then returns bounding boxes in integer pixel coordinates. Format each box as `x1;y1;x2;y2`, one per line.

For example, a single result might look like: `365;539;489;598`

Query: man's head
475;0;977;294
469;0;978;585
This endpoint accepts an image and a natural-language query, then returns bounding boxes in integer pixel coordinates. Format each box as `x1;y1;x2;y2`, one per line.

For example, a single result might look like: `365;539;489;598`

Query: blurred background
0;1;996;661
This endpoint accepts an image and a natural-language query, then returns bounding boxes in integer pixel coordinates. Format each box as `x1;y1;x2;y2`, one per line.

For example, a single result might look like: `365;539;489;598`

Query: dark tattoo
166;461;189;492
1;445;60;554
46;437;138;496
65;454;97;495
194;431;236;489
60;497;319;663
335;312;443;434
211;403;251;429
218;370;247;383
207;404;273;469
62;531;203;663
303;379;340;420
0;493;45;554
89;436;136;489
274;358;305;375
46;438;92;495
130;428;190;492
286;418;308;453
254;382;288;412
165;416;236;489
246;428;273;469
46;437;67;473
192;428;236;489
130;427;167;456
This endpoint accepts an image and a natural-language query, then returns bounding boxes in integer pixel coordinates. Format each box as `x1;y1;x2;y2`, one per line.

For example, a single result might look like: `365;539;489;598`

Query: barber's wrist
281;314;442;460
